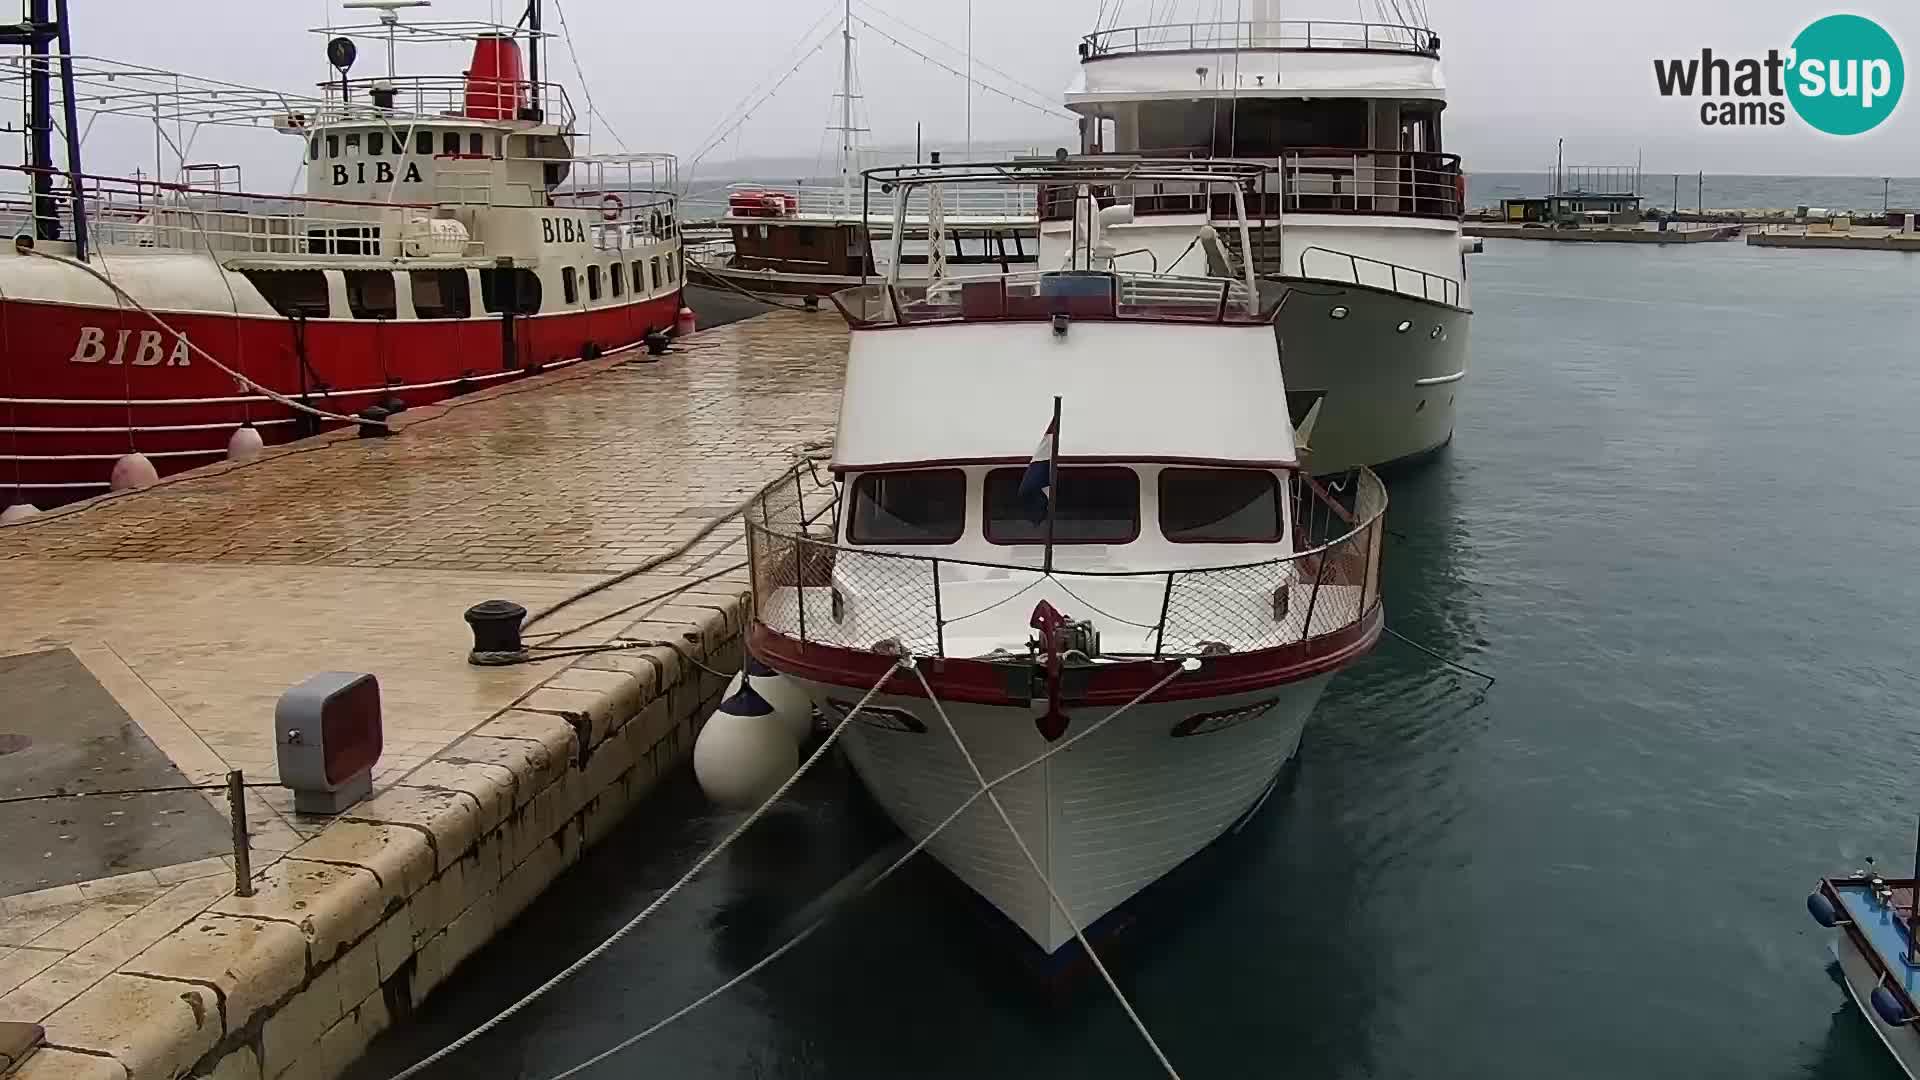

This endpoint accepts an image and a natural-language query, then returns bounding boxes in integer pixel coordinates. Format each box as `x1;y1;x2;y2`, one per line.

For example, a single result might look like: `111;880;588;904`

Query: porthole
1329;305;1349;320
1396;320;1413;333
1430;325;1445;339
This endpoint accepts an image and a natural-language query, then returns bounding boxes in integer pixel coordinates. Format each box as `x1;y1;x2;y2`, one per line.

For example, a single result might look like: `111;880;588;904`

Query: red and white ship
0;0;684;509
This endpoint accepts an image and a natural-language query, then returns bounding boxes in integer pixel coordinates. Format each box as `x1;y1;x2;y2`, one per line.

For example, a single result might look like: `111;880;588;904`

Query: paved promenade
0;309;846;1079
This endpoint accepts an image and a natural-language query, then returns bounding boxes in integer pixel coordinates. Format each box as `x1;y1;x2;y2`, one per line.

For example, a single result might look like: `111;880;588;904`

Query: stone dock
1463;223;1741;244
0;309;845;1079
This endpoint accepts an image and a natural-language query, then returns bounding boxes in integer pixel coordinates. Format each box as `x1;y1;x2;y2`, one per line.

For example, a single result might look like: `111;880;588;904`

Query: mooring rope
19;246;380;428
910;663;1185;1079
520;658;1191;1080
1383;626;1497;688
381;658;907;1080
520;441;834;633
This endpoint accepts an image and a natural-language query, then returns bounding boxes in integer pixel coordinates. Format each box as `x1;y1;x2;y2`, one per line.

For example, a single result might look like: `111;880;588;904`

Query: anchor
1028;600;1100;742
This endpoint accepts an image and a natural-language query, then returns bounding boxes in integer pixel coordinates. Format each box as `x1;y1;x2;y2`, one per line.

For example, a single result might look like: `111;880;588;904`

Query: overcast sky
54;0;1920;185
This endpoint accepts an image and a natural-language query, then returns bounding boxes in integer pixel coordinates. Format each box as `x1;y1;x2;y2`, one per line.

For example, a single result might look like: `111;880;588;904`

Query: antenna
342;0;431;78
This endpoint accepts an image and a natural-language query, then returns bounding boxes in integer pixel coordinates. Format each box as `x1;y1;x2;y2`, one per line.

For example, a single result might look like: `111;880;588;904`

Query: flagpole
1044;395;1060;575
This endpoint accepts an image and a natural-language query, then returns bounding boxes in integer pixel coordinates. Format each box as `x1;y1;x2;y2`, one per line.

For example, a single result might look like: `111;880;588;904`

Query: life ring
599;193;624;222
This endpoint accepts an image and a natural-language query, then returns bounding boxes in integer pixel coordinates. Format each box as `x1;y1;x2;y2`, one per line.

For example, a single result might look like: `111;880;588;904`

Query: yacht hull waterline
801;668;1332;954
1276;282;1469;472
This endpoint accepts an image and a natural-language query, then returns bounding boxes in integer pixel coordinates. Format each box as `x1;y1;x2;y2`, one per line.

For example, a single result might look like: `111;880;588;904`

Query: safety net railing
746;465;1385;662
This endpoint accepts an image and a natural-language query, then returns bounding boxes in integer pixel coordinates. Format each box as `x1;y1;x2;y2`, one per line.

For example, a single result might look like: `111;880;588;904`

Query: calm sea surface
350;239;1920;1079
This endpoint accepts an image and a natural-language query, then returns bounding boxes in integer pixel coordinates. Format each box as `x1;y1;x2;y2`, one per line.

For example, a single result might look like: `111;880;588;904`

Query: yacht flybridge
744;159;1388;955
1061;2;1472;472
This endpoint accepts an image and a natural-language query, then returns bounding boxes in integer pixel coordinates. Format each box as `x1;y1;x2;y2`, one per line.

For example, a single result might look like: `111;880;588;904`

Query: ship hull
1273;280;1468;474
789;674;1331;955
0;274;682;504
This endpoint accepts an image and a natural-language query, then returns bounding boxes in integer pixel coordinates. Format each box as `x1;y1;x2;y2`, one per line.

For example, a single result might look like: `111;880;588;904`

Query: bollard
228;770;253;897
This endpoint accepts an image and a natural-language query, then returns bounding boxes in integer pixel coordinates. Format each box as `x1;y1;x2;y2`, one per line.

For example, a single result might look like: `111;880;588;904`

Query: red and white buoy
674;306;697;337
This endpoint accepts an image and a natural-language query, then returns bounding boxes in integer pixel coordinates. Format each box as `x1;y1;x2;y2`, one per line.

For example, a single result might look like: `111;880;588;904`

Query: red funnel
465;34;528;121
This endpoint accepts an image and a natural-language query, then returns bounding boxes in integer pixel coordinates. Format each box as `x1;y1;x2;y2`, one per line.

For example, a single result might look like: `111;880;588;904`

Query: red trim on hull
747;603;1382;708
0;291;683;503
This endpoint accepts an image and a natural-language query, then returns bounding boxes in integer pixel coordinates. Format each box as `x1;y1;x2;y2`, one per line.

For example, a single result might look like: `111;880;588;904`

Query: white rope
19;247;376;428
524;658;1191;1080
910;663;1184;1079
381;658;910;1080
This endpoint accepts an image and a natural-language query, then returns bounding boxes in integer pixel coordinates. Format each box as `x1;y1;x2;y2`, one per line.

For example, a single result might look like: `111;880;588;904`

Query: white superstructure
1053;2;1472;471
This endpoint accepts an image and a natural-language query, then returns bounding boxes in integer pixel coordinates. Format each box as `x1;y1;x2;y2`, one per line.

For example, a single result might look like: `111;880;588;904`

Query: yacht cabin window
984;467;1139;545
1125;98;1410;157
326;135;340;159
848;470;966;545
368;132;385;156
587;264;603;302
345;133;361;154
561;266;578;305
442;132;460;157
415;130;433;156
1159;469;1283;543
469;133;485;157
610;263;626;297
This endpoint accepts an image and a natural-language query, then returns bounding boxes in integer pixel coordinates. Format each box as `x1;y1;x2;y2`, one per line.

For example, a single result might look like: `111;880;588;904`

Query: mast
839;0;852;211
525;0;541;119
51;0;83;257
26;0;51;241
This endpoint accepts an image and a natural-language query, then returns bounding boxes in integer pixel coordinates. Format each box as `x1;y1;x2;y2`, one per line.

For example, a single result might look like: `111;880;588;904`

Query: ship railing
723;182;1038;222
829;269;1273;329
745;464;1386;662
1082;20;1438;59
0;167;456;259
1296;245;1460;307
319;75;577;131
1278;148;1462;220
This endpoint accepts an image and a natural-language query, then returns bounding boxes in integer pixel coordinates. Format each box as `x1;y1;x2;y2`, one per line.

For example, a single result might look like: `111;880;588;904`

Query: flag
1018;413;1057;517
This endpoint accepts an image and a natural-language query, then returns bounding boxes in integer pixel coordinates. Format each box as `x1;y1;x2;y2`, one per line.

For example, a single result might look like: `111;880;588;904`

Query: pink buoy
675;306;696;337
227;425;265;463
109;452;158;492
0;502;38;525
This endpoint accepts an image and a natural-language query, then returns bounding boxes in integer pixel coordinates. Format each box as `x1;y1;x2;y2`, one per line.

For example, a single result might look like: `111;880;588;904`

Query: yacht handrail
829;270;1276;330
1295;245;1461;307
720;181;1037;222
1082;20;1439;60
746;464;1388;661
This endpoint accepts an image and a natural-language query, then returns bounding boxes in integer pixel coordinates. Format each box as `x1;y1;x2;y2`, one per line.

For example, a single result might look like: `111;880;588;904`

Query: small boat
683;6;1038;303
0;0;684;508
1809;844;1920;1077
741;158;1388;957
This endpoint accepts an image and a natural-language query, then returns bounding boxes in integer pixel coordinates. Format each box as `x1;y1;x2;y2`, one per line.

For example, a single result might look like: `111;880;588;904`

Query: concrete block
517;685;628;754
259;966;340;1080
120;914;305;1036
467;715;576;792
342;788;480;872
401;760;515;837
545;666;646;732
211;860;381;970
203;1043;263;1080
368;904;417;985
326;936;379;1018
430;736;540;809
38;973;220;1079
408;858;467;943
11;1046;129;1080
288;821;434;905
